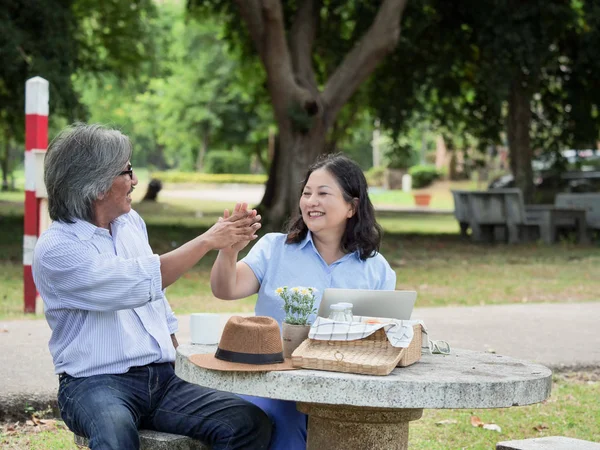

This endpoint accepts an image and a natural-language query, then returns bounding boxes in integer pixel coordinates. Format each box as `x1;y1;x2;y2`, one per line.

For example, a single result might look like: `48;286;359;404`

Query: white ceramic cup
190;313;221;345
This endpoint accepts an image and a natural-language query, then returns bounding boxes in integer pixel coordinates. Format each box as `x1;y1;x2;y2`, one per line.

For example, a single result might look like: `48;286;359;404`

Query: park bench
555;192;600;231
497;436;600;450
452;189;589;244
451;189;540;243
74;429;208;449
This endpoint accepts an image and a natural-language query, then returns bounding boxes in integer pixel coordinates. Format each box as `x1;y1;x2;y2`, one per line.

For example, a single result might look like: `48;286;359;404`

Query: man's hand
220;203;259;254
204;202;261;251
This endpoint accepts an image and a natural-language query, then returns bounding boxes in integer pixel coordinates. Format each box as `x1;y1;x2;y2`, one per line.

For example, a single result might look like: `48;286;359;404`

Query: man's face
102;162;138;221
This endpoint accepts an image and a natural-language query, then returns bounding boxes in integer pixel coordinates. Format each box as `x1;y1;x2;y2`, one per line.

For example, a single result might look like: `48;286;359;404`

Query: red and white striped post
24;76;49;313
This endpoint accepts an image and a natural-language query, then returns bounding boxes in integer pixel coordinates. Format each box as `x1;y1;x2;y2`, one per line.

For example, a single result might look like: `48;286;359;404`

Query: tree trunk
258;121;327;231
196;128;208;171
1;132;12;191
507;74;534;202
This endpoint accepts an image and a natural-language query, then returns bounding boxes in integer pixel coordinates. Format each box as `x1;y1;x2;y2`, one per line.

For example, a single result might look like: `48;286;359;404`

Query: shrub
149;172;267;185
365;166;385;187
204;150;250;174
408;165;440;189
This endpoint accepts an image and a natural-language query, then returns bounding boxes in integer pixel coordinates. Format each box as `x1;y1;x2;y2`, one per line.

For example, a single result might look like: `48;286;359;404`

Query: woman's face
299;168;355;238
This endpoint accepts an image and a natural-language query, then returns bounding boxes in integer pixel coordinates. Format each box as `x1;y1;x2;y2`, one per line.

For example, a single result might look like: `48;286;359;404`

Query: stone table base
297;403;423;450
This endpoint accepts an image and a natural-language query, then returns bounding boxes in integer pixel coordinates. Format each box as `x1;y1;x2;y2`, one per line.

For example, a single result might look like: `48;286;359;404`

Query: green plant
365;166;386;187
385;144;416;170
277;286;318;325
204;150;250;174
409;165;440;188
148;171;267;184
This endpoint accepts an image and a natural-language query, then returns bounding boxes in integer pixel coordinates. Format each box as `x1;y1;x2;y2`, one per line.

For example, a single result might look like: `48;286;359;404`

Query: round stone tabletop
176;345;552;409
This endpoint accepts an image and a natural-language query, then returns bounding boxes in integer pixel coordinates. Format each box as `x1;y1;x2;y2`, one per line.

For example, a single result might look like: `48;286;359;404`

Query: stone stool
74;429;209;449
497;436;600;450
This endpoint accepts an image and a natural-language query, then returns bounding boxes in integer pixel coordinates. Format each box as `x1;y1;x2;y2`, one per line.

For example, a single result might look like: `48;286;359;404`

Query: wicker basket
291;324;422;376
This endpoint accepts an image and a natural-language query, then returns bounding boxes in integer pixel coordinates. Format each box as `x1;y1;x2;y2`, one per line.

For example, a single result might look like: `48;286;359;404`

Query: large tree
190;0;409;229
379;0;600;202
0;0;156;189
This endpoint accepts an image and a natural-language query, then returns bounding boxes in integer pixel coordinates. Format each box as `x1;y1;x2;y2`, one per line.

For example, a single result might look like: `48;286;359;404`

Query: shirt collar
59;218;113;241
298;230;362;262
298;230;314;250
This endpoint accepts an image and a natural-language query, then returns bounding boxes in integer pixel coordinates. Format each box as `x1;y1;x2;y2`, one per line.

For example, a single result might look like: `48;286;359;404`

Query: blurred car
488;149;600;194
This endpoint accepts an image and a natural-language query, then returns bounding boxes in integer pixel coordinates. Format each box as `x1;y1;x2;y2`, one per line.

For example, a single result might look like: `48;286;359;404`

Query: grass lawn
1;370;598;449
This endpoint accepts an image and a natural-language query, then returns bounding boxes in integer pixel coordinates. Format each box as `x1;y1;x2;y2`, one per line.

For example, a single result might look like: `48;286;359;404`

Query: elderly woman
32;123;271;450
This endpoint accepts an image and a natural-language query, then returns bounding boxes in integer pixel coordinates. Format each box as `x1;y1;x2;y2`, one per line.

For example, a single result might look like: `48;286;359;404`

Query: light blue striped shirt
241;232;397;325
32;210;177;377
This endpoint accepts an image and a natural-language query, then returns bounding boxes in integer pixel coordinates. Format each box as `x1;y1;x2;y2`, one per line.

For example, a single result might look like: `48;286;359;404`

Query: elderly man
32;123;271;450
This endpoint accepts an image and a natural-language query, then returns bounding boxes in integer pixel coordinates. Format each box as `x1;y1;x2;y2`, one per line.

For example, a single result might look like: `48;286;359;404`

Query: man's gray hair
44;123;132;223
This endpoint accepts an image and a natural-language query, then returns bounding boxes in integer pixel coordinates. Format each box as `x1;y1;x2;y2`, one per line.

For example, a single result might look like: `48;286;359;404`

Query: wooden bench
497;436;600;449
74;429;209;449
555;193;600;232
452;189;538;243
452;189;590;244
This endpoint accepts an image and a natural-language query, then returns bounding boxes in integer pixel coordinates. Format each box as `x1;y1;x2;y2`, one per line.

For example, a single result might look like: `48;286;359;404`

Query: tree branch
290;0;320;91
323;0;409;123
234;0;266;58
235;0;317;124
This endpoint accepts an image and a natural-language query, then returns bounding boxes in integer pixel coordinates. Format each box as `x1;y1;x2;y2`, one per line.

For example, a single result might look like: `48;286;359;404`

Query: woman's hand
203;202;261;251
220;203;260;254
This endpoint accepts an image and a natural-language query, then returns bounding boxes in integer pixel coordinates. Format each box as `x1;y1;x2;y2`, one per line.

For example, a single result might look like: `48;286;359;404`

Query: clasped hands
205;202;261;251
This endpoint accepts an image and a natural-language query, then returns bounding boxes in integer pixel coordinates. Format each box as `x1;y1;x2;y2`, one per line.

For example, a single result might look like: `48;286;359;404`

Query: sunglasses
119;164;134;179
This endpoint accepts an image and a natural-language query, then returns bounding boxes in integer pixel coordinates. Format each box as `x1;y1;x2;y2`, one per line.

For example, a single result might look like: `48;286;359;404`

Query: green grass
1;371;598;449
409;371;600;449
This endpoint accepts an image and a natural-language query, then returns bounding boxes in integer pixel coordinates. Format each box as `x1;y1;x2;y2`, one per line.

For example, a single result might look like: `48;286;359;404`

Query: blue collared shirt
32;210;177;377
241;232;397;325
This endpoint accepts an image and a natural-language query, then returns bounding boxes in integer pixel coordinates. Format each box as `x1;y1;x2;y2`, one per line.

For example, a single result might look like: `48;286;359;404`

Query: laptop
317;288;417;320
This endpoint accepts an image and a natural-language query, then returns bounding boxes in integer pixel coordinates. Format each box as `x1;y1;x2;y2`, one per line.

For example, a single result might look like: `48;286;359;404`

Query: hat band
215;347;285;365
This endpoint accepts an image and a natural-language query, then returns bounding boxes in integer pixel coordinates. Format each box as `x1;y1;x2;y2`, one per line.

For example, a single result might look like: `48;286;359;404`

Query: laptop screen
318;288;417;320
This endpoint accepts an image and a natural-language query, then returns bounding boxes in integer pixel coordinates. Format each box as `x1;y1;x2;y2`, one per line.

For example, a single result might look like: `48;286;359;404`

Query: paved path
1;302;598;420
159;186;454;214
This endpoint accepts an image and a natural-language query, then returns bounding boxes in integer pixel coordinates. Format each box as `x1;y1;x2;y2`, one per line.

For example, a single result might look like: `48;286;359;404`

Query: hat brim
189;354;298;372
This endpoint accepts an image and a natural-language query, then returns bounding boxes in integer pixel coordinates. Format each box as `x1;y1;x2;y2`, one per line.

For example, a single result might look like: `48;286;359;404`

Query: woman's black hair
286;153;382;260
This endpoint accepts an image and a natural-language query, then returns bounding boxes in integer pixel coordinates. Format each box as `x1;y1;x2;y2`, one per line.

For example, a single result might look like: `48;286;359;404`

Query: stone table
176;345;551;450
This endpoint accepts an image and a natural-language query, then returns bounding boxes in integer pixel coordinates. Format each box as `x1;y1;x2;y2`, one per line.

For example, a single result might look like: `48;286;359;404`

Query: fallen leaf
435;419;458;426
533;423;549;432
483;424;502;432
470;415;484;427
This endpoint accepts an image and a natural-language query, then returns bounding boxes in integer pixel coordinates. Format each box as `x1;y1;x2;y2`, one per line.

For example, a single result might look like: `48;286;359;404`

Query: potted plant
277;286;317;358
409;165;439;207
413;192;432;206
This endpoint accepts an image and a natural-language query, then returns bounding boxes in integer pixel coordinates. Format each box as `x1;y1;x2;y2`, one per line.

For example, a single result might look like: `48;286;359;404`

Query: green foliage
386;144;416;170
409;165;440;189
77;6;274;173
149;171;266;185
277;286;318;326
204;150;251;174
365;166;386;188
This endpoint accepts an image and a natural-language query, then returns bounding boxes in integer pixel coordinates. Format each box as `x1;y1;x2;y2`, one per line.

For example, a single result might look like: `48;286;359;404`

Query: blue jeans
58;363;272;450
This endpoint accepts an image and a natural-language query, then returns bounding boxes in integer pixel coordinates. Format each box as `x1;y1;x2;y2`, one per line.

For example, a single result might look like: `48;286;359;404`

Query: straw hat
189;316;297;371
